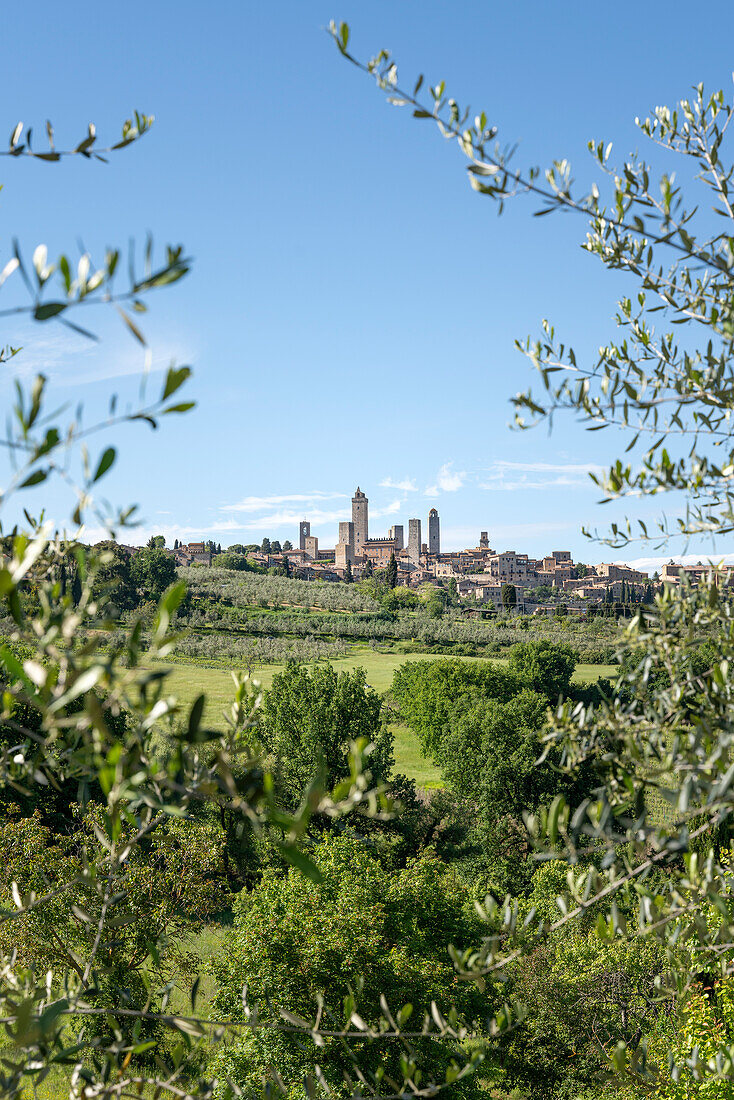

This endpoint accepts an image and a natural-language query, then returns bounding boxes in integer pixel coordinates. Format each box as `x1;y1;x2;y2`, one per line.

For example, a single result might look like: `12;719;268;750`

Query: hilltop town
166;484;713;612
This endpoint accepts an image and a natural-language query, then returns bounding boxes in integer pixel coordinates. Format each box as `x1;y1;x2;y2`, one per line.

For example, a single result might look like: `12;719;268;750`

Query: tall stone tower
479;531;489;549
336;520;355;567
428;508;440;555
408;518;422;564
388;524;404;550
352;487;368;552
304;535;318;560
299;520;311;551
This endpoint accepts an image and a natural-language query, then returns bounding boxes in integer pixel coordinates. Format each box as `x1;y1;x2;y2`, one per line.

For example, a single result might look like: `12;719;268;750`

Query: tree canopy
209;835;489;1099
259;663;394;812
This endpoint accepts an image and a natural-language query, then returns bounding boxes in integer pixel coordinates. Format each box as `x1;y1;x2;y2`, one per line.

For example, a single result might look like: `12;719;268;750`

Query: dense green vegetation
208;836;488;1099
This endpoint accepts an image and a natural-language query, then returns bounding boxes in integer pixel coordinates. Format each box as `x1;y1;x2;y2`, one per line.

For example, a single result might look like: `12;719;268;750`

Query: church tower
352;487;368;552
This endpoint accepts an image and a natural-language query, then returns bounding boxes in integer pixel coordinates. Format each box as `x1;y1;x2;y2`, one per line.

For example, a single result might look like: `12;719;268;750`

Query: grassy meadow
148;646;618;788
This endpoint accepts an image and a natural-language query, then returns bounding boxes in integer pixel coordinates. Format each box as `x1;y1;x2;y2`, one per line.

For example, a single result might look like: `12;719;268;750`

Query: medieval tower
352;487;368;551
388;524;404;550
299;520;311;551
335;521;355;568
408;518;422;564
428;508;440;555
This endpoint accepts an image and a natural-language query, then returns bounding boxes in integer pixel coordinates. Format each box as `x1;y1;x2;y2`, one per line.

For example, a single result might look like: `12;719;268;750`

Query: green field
147;648;617;788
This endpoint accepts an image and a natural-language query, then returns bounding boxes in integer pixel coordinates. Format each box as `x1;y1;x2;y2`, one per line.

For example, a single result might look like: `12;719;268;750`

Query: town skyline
85;475;734;577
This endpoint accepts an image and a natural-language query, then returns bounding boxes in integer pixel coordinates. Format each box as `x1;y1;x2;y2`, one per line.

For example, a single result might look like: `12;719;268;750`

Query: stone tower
408;518;422;564
388;524;404;550
336;520;355;567
428;508;440;555
479;531;489;549
304;535;318;560
299;520;311;551
352;487;368;552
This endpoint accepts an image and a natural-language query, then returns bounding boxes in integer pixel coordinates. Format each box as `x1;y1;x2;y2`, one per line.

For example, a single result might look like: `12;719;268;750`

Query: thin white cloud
236;498;405;539
425;463;466;496
223;491;346;514
241;507;349;530
372;499;403;518
490;462;597;474
380;476;417;492
0;325;192;389
479;461;603;492
77;518;249;545
622;553;734;573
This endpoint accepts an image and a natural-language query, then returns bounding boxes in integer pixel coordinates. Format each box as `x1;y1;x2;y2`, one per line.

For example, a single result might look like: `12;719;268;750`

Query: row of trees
179;600;622;662
257;538;293;554
182;567;383;612
171;631;350;665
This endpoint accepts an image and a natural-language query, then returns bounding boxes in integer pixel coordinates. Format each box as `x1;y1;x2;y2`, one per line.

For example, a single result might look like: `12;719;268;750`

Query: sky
0;1;733;572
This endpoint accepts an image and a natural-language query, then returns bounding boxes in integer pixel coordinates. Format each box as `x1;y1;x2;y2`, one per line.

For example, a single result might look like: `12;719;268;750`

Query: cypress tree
386;552;398;589
344;559;353;584
71;569;82;606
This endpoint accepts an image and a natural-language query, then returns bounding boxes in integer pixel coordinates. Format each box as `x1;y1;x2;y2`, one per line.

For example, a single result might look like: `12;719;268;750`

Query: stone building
352;487;368;551
660;562;732;586
174;541;212;566
190;550;212;565
335;521;355;569
596;562;649;583
299;521;311;551
388;524;404;550
304;535;319;560
487;550;535;584
479;531;490;549
362;538;398;566
408;518;422;564
339;521;355;558
428;508;440;555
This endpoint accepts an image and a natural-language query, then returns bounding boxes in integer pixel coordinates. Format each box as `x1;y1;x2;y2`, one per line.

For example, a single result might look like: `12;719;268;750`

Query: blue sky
1;1;732;570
